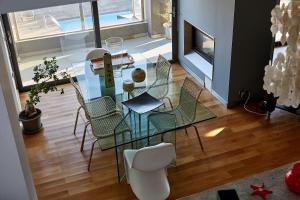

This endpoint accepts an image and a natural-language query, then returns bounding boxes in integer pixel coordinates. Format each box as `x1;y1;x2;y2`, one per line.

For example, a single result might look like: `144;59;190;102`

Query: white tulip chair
124;143;176;200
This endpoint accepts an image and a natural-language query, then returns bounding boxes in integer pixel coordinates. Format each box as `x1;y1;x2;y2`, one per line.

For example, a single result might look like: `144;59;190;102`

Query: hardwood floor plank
19;64;300;199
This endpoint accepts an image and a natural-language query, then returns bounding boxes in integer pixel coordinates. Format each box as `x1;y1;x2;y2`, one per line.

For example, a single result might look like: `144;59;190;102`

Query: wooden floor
20;64;300;200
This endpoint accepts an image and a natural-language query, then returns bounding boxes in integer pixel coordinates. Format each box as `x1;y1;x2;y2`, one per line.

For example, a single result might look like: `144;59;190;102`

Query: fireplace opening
184;21;215;64
193;27;214;63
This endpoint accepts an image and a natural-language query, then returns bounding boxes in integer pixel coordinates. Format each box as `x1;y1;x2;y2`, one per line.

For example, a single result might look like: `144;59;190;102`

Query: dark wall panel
228;0;277;105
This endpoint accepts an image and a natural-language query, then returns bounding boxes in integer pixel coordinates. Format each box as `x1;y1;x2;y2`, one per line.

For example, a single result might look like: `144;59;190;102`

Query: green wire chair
131;54;173;109
71;79;132;170
70;77;117;136
147;77;204;150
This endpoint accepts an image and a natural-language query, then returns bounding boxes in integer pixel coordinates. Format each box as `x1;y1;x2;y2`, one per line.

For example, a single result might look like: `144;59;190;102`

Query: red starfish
250;183;272;200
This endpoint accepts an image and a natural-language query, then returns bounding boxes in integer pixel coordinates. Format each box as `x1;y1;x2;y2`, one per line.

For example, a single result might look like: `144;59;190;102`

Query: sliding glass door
3;2;95;89
3;0;178;91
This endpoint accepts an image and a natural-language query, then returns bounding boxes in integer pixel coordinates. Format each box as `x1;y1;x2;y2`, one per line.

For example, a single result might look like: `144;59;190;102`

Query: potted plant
19;57;68;134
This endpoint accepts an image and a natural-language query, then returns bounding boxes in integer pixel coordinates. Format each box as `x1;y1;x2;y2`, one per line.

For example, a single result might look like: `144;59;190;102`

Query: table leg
134;111;137;135
147;119;150;146
139;114;141;134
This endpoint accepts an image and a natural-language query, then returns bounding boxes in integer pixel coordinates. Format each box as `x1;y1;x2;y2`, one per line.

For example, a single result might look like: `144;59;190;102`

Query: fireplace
184;21;215;64
193;27;214;64
184;20;214;80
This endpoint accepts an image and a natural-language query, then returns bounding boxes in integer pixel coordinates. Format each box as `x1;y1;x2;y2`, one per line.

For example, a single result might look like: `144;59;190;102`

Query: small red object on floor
250;183;272;200
285;162;300;194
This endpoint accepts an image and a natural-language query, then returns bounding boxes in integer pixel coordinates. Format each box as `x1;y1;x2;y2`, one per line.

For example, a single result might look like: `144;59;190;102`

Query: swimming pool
58;11;138;32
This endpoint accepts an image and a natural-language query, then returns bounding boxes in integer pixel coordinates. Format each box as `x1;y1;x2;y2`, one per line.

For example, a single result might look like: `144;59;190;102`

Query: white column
0;17;37;200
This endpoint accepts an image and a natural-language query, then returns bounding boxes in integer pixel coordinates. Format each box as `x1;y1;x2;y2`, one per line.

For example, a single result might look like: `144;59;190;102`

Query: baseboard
180;62;204;86
180;60;228;106
211;90;228;106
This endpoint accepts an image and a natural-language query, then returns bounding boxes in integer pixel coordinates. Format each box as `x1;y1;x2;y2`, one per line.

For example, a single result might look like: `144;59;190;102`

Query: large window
5;0;173;89
7;3;96;86
10;4;86;40
10;0;143;41
98;0;143;28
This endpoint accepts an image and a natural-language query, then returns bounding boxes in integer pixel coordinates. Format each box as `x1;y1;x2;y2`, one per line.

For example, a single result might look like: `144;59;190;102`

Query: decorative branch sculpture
263;0;300;108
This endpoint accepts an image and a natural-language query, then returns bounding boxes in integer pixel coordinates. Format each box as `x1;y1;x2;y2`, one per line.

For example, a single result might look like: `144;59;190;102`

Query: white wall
0;17;37;200
0;18;21;111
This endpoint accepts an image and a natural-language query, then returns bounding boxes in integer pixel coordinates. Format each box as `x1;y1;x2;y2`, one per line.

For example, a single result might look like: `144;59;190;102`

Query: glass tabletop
73;57;156;102
72;56;179;153
72;56;176;151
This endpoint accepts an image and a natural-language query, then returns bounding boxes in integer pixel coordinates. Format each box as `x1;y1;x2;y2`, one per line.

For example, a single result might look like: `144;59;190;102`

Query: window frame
10;0;145;42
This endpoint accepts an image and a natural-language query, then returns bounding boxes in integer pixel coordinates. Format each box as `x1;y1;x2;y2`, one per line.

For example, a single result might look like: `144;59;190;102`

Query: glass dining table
73;56;177;181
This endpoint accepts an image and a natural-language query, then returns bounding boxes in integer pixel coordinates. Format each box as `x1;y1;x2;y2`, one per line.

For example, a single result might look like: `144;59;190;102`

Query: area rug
179;163;300;200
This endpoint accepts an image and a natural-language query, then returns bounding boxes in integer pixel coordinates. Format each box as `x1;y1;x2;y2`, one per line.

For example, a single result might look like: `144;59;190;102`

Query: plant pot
19;108;43;134
132;68;146;83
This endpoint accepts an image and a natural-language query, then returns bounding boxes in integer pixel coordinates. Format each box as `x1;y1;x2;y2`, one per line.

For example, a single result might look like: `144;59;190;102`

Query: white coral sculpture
263;0;300;108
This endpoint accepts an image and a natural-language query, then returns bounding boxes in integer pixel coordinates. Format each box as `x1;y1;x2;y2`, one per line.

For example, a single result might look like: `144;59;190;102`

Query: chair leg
192;125;204;151
165;96;173;109
184;127;188;136
124;158;130;184
127;130;134;149
88;139;98;171
73;106;82;135
164;103;167;108
81;122;90;152
161;133;164;142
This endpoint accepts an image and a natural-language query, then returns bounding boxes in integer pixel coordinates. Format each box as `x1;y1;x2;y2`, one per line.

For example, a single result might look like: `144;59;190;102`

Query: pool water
58;11;137;32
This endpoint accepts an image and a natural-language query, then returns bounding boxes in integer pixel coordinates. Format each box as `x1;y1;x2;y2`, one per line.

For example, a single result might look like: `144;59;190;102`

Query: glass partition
7;3;95;86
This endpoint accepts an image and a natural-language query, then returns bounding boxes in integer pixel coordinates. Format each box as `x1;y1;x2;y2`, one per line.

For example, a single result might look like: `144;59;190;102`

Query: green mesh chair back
147;55;171;99
177;77;203;123
72;85;125;139
71;80;92;121
69;76;85;109
69;76;81;93
69;76;76;87
70;76;117;117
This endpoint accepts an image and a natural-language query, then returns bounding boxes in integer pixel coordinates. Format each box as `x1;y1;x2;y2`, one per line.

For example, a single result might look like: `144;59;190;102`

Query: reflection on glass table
74;57;155;103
